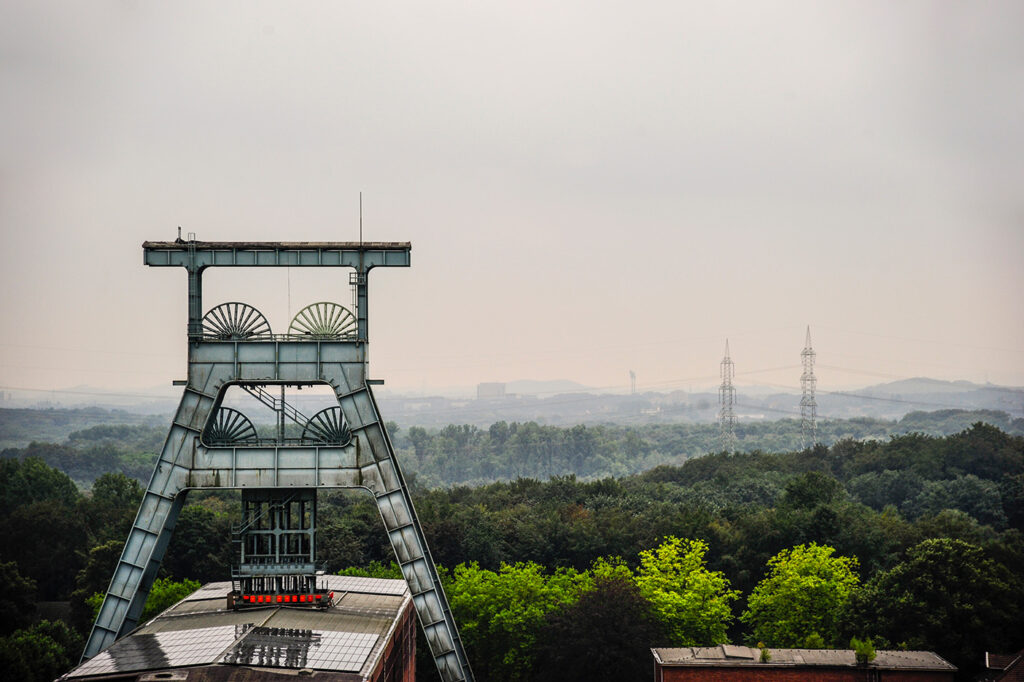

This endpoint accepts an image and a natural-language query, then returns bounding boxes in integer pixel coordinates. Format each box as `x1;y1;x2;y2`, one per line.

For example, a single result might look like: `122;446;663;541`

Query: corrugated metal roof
181;582;234;602
62;576;412;680
326;575;409;596
139;610;255;633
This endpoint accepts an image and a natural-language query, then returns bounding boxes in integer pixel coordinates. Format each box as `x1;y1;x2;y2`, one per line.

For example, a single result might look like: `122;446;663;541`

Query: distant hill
2;384;179;415
375;377;1023;428
0;407;165;450
3;376;1020;431
854;377;988;395
816;379;1024;420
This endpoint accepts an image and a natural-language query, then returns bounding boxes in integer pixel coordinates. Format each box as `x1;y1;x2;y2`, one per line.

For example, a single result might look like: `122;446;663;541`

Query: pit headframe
83;239;475;682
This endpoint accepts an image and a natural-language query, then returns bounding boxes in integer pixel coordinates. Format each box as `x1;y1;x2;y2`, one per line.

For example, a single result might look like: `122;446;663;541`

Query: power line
0;363;171;377
816;325;1024;354
0;342;180;359
740;377;1004;412
0;385;176;401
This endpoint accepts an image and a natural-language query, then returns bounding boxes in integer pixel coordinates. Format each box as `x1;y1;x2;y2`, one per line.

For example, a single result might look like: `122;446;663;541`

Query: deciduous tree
0;620;81;682
635;536;739;645
442;561;589;682
843;538;1023;677
533;576;669;682
0;561;36;635
741;543;859;646
141;577;201;621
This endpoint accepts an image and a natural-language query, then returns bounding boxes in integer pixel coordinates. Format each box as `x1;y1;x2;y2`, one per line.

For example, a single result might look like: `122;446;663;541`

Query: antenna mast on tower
719;340;737;452
800;326;817;448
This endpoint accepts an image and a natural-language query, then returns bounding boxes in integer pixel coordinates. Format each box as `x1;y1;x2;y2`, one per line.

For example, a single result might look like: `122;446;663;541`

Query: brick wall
658;665;955;682
370;600;417;682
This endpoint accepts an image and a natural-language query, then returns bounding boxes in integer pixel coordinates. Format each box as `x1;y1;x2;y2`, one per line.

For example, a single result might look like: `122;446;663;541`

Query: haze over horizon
2;2;1022;398
3;373;1020;416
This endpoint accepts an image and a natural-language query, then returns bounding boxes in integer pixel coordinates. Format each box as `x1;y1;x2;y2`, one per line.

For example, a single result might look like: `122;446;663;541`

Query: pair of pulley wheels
201;302;356;340
204;406;352;447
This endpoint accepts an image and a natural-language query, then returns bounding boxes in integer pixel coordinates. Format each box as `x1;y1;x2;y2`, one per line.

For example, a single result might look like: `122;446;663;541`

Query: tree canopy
442;561;589;682
635;536;739;645
741;543;860;647
532;575;669;682
0;414;1021;681
844;538;1024;677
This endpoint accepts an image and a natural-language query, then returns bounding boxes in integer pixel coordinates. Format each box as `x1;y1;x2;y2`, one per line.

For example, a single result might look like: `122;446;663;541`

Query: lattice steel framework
718;340;737;452
800;326;817;448
82;239;475;682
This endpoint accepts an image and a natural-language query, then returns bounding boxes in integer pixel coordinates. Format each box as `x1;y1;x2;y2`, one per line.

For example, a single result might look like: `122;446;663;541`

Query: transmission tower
719;340;737;452
629;370;636;395
800;326;817;448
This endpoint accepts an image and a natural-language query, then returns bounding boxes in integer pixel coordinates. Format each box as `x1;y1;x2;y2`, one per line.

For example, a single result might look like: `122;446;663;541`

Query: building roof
653;645;956;672
989;653;1020;670
62;576;412;681
990;648;1024;681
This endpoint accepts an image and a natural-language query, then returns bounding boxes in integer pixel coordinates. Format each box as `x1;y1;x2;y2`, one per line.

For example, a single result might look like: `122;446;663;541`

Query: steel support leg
338;386;475;682
82;388;215;660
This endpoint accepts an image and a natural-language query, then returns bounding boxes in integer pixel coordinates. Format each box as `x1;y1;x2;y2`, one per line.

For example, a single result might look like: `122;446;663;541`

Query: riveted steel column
186;265;203;342
356;267;368;344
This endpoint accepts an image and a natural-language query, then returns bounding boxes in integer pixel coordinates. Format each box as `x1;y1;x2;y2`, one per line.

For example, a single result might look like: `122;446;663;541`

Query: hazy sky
2;1;1022;400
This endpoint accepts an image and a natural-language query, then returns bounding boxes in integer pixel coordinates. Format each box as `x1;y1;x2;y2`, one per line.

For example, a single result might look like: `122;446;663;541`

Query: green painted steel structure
82;240;475;682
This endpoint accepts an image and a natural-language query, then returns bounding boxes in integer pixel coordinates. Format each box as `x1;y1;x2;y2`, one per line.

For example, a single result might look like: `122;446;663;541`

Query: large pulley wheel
205;407;259;445
202;302;272;340
288;302;356;340
301;407;352;446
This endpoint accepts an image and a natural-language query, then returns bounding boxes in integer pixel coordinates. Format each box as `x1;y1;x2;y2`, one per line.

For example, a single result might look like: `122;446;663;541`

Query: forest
0;411;1021;680
2;406;1020;487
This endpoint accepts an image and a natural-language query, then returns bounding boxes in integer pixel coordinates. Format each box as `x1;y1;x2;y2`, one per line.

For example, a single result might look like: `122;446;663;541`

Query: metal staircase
239;384;310;428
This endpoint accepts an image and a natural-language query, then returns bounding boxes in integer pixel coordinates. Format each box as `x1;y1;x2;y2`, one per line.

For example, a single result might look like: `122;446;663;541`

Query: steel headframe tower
718;340;737;452
82;238;475;682
800;326;818;448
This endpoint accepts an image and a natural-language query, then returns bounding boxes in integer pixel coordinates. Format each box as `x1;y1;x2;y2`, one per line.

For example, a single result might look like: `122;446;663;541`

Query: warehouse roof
653;645;956;671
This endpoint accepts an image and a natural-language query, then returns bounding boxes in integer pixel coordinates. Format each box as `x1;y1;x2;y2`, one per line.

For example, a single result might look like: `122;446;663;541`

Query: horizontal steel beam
186;341;369;397
143;241;410;269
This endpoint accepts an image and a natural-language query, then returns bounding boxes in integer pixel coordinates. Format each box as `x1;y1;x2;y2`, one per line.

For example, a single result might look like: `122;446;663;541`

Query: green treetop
442;561;590;682
741;543;859;647
635;536;739;645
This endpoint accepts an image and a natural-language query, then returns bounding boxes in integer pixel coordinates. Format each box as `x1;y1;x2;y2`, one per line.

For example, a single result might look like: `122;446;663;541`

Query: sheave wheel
301;407;351;446
205;407;259;445
288;302;356;340
202;302;272;340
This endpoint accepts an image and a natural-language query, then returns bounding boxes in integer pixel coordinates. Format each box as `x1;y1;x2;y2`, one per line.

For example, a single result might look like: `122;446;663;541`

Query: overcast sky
1;1;1022;400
